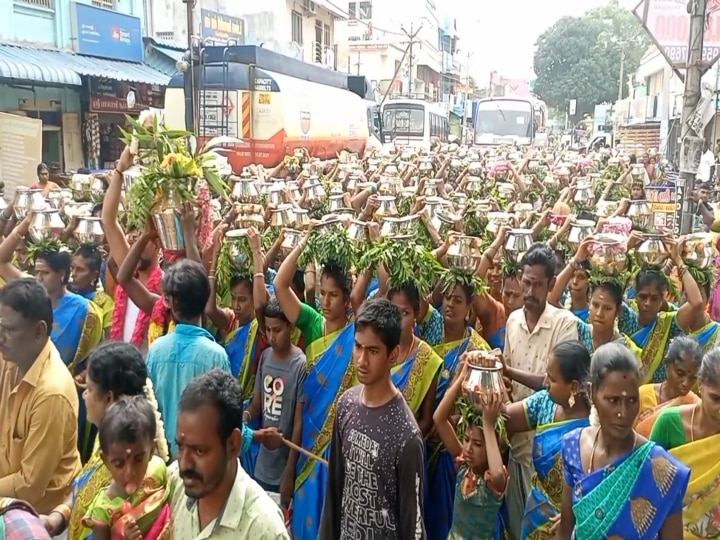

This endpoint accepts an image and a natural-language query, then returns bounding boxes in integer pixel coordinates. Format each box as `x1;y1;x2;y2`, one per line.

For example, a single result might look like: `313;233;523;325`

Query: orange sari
635;383;699;437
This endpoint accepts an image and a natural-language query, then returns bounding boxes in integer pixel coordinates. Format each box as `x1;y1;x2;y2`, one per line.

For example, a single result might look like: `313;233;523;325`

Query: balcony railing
305;42;337;69
14;0;54;9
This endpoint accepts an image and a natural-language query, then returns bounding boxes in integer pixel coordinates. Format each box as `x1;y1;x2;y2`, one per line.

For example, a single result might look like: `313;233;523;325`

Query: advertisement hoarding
634;0;720;69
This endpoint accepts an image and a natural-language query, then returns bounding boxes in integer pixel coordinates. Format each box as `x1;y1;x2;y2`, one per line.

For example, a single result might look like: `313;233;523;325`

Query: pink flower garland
195;180;213;251
110;265;162;346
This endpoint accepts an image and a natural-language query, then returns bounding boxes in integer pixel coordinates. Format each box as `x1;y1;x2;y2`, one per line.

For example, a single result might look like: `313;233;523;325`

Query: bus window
383;106;424;137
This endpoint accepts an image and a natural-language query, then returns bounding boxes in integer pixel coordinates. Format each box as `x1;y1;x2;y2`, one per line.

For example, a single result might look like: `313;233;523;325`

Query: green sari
391;340;442;414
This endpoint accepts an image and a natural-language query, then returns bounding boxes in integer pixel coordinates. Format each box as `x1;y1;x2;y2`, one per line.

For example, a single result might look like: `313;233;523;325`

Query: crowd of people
1;132;720;540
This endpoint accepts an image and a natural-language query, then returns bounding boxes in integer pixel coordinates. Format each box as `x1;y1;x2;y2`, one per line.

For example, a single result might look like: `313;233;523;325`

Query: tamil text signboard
645;185;678;231
200;9;245;45
634;0;720;70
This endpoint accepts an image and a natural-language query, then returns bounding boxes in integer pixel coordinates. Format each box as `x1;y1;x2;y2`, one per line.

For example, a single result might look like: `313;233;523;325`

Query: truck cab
348;75;384;144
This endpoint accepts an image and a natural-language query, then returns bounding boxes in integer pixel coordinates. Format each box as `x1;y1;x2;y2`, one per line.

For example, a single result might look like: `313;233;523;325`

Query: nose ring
617;412;622;418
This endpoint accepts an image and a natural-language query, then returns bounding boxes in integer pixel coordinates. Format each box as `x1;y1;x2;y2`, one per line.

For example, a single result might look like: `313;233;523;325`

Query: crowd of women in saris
5;136;720;539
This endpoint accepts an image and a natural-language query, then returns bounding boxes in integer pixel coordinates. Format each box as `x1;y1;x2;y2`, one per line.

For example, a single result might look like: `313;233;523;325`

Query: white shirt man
696;149;715;182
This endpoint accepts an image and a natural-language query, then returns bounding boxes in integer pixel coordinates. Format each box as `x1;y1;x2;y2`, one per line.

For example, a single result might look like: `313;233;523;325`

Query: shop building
610;45;720;160
0;0;178;190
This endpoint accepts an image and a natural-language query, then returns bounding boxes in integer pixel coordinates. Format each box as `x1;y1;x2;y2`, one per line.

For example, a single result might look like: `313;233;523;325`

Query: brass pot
294;208;311;230
74;217;105;245
269;204;295;228
635;233;669;268
626;200;652;230
224;229;250;266
328;194;345;212
487;212;514;235
682;233;715;269
503;228;534;263
347;220;368;245
567;219;596;250
280;229;303;257
29;209;65;243
447;235;482;272
14;188;46;219
397;214;421;236
380;217;401;238
588;234;628;274
462;361;505;409
374;195;399;221
230;175;260;203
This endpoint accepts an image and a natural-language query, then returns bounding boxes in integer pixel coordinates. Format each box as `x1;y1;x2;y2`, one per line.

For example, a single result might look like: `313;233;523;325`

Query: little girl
83;395;172;540
433;356;509;540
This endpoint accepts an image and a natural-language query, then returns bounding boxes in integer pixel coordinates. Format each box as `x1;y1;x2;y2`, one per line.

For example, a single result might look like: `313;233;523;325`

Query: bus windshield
383;105;424;137
475;100;533;140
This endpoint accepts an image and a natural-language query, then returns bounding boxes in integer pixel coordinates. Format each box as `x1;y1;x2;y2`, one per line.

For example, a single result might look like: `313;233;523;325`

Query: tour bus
382;98;449;146
474;96;547;146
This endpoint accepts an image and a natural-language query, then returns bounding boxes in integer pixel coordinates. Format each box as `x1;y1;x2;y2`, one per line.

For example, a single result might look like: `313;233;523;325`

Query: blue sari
521;392;589;538
630;312;683;383
691;319;720;352
562;427;690;539
291;323;356;540
426;329;489;540
487;326;505;351
225;319;261;476
52;291;102;369
52;291;102;462
391;340;442;415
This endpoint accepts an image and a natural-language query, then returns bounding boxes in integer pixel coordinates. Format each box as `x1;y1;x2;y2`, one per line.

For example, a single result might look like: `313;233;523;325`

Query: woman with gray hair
635;336;702;437
650;346;720;538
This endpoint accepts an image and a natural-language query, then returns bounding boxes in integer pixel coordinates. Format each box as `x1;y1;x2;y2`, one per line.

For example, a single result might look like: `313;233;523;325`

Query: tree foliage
533;4;649;117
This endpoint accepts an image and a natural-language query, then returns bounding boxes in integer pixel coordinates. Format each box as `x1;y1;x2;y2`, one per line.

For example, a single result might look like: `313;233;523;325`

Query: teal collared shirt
147;323;231;457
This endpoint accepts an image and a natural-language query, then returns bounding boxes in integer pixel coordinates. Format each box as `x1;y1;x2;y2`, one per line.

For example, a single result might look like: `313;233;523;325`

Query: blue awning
142;37;186;77
0;44;170;87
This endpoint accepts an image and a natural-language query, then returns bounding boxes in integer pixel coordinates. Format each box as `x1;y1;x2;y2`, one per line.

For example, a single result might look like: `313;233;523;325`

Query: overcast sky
446;0;639;80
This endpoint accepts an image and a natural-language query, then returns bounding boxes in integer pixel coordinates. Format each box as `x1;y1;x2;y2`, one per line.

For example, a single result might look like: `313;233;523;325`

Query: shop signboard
200;9;245;45
72;2;143;63
89;79;164;114
0;113;42;194
634;0;720;69
645;185;677;230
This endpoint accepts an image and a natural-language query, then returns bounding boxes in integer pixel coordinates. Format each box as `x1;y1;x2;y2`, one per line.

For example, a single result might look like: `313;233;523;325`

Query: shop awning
0;44;171;87
143;37;186;77
0;45;82;86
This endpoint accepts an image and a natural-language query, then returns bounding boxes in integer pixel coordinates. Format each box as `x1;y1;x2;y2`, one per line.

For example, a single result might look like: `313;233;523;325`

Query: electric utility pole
679;0;708;234
401;23;422;97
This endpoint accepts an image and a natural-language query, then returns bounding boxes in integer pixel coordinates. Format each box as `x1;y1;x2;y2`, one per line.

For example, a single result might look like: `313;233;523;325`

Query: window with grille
348;2;356;18
358;1;371;19
323;23;330;49
291;10;303;45
14;0;54;9
156;31;175;41
92;0;115;9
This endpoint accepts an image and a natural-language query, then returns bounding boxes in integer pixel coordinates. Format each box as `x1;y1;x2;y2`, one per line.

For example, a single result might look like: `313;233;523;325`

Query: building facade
611;45;720;160
334;0;452;102
0;0;176;187
149;0;344;67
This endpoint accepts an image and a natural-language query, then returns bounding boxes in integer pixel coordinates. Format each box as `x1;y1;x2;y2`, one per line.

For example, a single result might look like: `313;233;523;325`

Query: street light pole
679;0;708;234
618;45;625;102
401;23;422;97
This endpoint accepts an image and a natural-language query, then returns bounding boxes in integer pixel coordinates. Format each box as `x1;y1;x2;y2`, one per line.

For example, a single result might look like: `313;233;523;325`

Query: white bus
382;99;449;146
474;96;546;146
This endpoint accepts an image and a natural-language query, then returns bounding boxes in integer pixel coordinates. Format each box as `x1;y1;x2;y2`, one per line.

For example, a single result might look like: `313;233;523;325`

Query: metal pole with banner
634;0;711;233
679;0;708;233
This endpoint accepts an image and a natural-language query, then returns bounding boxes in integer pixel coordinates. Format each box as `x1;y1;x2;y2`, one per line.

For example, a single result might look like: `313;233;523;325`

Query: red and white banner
634;0;720;67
